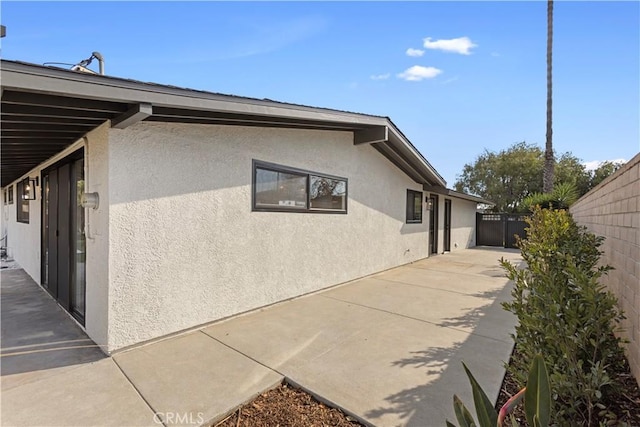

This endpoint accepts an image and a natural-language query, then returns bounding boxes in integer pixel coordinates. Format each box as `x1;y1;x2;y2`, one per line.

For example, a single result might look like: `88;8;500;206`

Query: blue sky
2;1;638;186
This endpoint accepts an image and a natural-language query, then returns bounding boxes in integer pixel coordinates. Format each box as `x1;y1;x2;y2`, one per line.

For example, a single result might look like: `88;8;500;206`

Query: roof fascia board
373;143;425;183
386;126;446;187
423;184;494;205
1;62;386;127
1;60;448;187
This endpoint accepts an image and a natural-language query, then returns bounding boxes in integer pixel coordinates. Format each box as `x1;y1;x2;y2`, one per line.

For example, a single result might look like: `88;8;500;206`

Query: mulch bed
495;347;640;426
212;382;365;427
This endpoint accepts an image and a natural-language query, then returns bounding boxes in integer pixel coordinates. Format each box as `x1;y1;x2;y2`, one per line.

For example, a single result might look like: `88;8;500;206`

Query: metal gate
476;213;528;248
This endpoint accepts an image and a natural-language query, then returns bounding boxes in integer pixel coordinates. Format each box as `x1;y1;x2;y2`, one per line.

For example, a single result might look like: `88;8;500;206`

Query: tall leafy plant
501;207;626;425
521;183;578;212
446;355;551;427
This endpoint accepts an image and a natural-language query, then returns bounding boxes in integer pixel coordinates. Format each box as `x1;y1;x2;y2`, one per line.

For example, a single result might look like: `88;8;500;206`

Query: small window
253;160;347;213
17;179;30;224
310;175;347;211
406;190;423;223
3;188;6;205
255;167;307;209
8;185;13;204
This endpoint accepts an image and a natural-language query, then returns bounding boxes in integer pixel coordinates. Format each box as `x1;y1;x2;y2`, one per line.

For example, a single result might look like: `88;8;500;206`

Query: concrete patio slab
114;331;283;426
322;275;515;342
377;264;509;296
1;268;105;391
1;358;156;427
203;254;517;427
2;247;521;427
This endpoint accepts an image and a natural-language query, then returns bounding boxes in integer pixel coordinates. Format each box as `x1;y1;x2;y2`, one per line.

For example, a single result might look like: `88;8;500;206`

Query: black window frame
17;179;30;224
8;185;13;204
252;160;348;214
406;189;423;224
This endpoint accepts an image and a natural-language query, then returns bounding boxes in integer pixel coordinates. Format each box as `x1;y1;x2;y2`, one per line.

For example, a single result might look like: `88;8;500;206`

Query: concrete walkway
1;247;522;427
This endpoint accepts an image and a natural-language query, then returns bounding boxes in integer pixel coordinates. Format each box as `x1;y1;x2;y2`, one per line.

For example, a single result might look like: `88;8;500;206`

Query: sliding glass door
41;150;86;324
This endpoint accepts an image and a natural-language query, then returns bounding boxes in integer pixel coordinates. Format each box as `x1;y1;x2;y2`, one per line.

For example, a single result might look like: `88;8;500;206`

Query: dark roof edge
386;117;446;186
1;60;386;123
1;59;446;187
423;185;494;205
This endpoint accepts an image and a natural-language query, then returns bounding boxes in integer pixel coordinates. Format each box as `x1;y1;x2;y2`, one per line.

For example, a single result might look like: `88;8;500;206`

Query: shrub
521;183;579;212
500;207;626;426
550;182;578;209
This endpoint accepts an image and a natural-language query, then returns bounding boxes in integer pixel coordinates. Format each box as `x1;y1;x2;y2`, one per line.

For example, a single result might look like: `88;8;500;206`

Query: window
3;188;6;205
8;185;13;204
17;179;30;223
406;190;423;223
253;160;347;213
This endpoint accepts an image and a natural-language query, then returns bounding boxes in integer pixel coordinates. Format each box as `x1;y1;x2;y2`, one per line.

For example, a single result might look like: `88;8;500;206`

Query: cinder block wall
570;153;640;385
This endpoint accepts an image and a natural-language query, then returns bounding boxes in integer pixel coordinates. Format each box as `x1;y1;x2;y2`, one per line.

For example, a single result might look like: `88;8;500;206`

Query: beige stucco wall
570;153;640;384
423;193;477;253
448;197;477;250
84;123;111;350
106;122;430;351
2;176;42;281
1;185;16;263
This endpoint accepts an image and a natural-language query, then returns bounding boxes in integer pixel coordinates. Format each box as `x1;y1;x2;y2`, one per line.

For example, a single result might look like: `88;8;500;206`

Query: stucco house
1;60;489;353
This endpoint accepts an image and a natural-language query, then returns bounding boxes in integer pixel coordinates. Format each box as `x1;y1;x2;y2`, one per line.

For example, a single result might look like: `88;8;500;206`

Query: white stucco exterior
447;197;478;251
2;120;483;354
106;122;429;351
84;124;111;350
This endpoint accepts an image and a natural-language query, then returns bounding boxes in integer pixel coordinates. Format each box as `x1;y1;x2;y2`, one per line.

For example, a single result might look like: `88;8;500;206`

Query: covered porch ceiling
1;60;446;188
1;90;129;187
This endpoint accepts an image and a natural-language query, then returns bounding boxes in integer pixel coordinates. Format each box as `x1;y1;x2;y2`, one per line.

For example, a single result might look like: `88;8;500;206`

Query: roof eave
423;185;494;205
1;59;447;188
0;60;386;127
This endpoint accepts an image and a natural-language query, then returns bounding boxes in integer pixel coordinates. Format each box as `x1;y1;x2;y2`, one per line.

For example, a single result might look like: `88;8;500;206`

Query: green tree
555;152;591;196
590;161;623;189
454;142;543;212
454;142;619;212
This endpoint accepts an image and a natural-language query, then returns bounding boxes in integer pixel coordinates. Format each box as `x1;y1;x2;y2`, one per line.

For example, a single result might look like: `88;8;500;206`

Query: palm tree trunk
543;0;555;193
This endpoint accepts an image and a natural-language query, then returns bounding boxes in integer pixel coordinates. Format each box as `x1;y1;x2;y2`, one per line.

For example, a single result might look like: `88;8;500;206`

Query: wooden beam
111;103;152;129
354;126;388;145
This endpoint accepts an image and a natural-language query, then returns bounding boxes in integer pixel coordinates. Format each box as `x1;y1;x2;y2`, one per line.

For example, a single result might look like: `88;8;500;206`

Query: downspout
83;136;95;241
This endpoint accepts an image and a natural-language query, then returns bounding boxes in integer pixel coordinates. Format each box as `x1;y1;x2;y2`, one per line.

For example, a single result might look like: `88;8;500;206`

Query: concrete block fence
570;153;640;385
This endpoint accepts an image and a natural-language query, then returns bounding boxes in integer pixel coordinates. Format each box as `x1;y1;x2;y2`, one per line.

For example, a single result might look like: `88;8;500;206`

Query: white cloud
397;65;442;81
491;52;501;57
423;36;477;55
583;159;626;171
370;73;390;80
405;48;425;57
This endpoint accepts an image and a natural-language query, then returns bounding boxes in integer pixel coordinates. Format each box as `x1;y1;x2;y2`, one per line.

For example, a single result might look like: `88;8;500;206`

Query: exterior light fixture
426;197;433;210
80;192;100;210
23;177;37;200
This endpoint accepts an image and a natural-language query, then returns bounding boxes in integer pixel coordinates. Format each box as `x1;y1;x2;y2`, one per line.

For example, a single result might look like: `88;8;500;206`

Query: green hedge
500;207;626;426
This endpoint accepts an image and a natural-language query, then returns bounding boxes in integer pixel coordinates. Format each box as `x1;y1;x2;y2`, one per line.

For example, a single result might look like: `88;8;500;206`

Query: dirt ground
212;382;365;427
495;347;640;426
